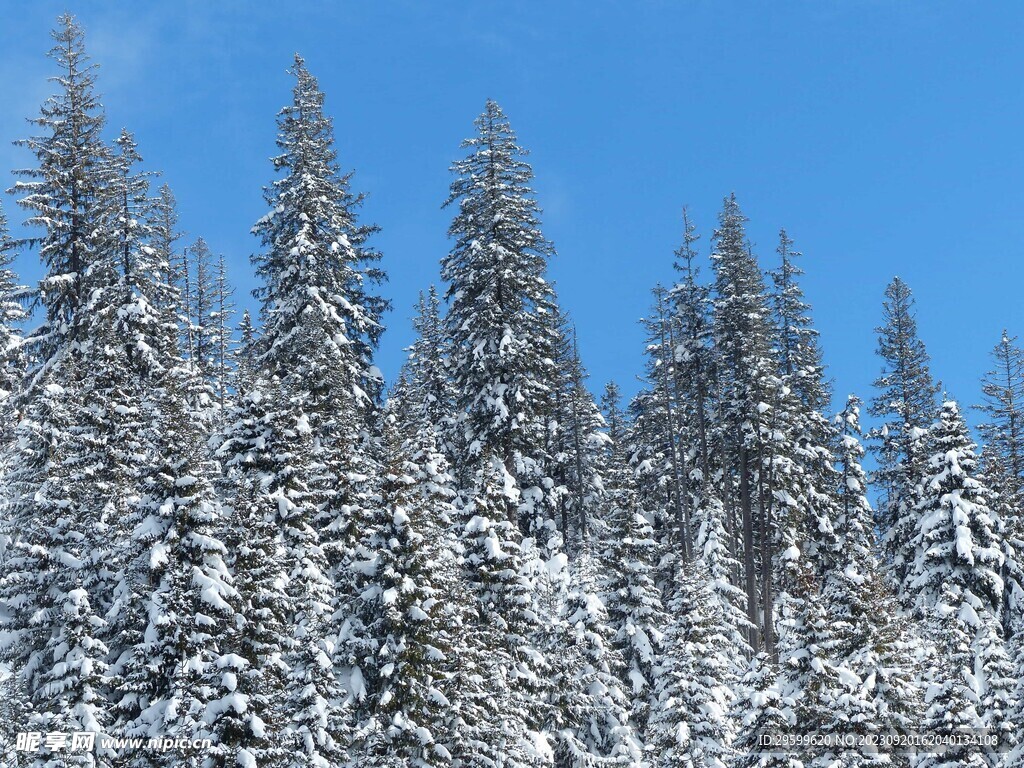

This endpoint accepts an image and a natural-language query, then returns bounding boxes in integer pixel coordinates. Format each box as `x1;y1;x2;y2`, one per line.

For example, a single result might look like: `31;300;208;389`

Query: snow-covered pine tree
824;397;920;762
211;254;235;412
601;454;666;738
232;308;258;395
0;367;115;767
905;400;1013;758
249;56;387;659
549;551;641;767
0;201;26;401
915;583;991;768
976;331;1024;636
905;400;1004;615
218;368;347;768
669;209;718;542
633;284;693;572
0;20;174;762
452;452;553;767
152;184;183;313
183;239;220;388
693;492;754;678
547;321;609;555
649;563;738;768
214;380;301;768
869;277;939;587
764;228;839;595
768;230;827;412
8;14;111;365
117;364;238;764
709;194;781;656
440;99;559;541
348;410;459;766
729;653;800;768
398;286;454;434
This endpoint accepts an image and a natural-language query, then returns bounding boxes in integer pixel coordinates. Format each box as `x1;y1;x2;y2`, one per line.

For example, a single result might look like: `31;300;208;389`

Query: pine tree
118;366;238;764
602;491;665;736
0;201;27;405
905;401;1013;763
9;14;111;364
441;99;559;540
211;254;235;411
824;397;920;762
915;584;990;768
213;382;297;768
249;57;388;666
232;309;258;395
869;277;939;584
730;654;800;768
452;453;553;767
768;230;827;411
549;552;640;767
399;286;453;432
904;401;1004;615
709;194;781;655
649;563;737;768
976;332;1024;636
151;184;183;313
348;412;460;766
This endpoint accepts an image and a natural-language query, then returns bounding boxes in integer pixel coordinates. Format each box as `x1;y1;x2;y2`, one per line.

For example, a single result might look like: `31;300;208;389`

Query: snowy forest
1;14;1023;768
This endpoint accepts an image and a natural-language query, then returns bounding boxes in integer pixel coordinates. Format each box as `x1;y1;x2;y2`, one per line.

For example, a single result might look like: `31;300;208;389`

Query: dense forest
1;15;1022;768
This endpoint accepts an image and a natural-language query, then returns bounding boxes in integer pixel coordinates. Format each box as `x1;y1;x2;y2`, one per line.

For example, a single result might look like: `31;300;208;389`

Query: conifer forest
2;13;1024;768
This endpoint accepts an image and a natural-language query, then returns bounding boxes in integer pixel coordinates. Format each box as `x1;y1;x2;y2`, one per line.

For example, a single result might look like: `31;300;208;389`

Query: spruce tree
0;201;27;405
549;552;641;767
824;397;920;761
976;331;1024;635
248;55;387;644
9;14;111;363
347;412;459;766
118;366;238;763
649;564;738;768
452;453;552;767
709;194;780;655
869;277;939;584
440;99;559;539
904;401;1004;615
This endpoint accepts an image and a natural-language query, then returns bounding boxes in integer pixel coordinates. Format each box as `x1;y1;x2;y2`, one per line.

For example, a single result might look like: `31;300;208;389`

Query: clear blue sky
1;1;1022;425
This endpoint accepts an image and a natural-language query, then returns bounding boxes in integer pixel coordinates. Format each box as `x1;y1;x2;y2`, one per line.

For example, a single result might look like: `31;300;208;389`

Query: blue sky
1;1;1022;425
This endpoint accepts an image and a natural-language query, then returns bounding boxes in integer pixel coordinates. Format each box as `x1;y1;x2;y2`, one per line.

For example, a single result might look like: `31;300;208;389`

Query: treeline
0;14;1022;768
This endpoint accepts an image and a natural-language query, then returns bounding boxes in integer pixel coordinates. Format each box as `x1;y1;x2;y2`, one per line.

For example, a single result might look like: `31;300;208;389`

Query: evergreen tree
602;494;665;735
709;194;780;655
976;332;1024;635
9;14;111;364
248;56;387;648
213;382;297;768
399;286;453;432
440;99;559;540
649;564;737;768
118;366;237;764
0;201;27;406
349;412;461;766
452;453;553;767
550;552;641;767
232;309;258;395
869;277;939;583
915;584;990;768
904;400;1004;615
823;397;920;762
